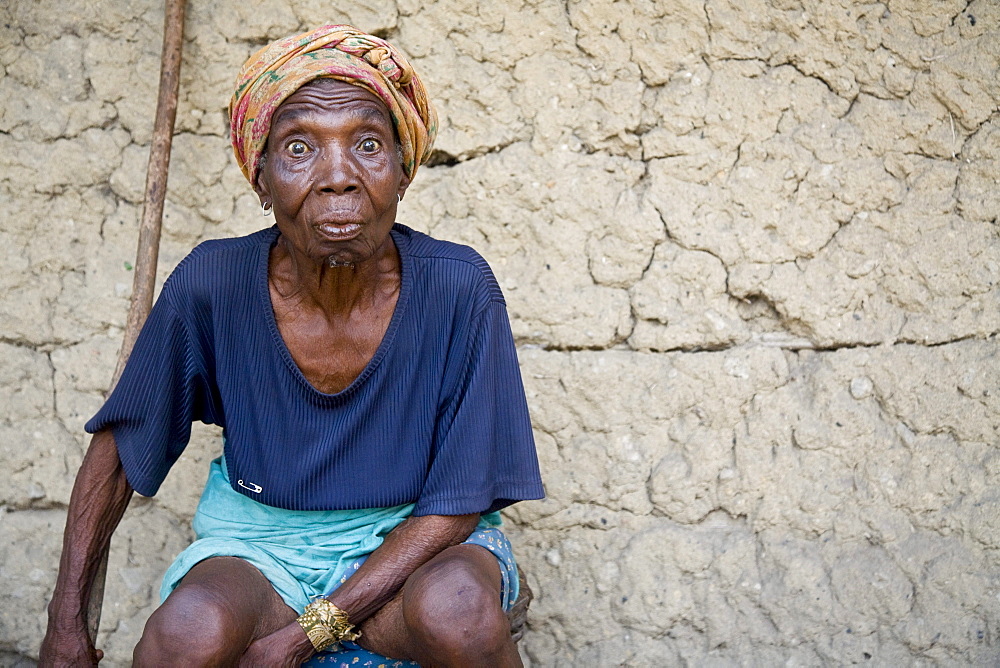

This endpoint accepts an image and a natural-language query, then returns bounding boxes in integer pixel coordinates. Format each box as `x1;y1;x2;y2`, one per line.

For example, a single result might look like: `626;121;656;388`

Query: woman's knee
402;547;511;660
133;586;244;666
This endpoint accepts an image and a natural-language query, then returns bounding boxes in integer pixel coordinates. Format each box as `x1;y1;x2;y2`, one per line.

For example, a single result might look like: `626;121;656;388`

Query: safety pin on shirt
237;479;263;493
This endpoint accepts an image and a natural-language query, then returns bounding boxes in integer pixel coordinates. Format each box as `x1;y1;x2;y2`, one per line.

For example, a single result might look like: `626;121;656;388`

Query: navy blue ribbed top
86;224;544;515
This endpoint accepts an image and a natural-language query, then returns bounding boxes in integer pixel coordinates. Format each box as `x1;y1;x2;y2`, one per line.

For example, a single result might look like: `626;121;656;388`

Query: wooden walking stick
86;0;187;645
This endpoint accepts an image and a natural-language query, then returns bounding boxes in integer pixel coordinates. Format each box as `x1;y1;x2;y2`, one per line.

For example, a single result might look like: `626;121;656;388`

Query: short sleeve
85;285;215;497
413;300;544;516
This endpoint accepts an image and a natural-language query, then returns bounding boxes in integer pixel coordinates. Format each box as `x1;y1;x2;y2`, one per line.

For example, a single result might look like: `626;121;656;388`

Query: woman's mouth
317;222;362;240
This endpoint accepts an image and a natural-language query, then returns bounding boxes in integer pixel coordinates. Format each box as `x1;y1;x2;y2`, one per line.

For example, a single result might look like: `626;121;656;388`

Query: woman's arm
39;429;134;666
330;512;481;619
241;512;480;665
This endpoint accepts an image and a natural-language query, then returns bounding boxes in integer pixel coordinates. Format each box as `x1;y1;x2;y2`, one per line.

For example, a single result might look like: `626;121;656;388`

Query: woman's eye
359;139;381;153
287;141;308;156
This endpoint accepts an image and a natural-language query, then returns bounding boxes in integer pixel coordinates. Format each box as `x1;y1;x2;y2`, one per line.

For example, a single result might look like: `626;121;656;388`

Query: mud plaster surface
1;0;998;665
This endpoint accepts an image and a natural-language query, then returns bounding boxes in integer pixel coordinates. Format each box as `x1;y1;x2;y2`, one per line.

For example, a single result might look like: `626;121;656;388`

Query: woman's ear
253;151;271;205
397;172;411;201
254;176;274;216
254;182;272;214
255;184;270;208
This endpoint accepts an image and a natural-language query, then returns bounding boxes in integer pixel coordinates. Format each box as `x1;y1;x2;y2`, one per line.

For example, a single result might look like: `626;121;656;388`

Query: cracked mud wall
1;0;998;664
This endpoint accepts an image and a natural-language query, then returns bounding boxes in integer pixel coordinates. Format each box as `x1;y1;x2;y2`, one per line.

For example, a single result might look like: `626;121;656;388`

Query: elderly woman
40;25;543;667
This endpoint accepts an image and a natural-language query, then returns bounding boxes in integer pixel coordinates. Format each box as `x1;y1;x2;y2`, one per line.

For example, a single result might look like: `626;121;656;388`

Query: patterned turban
229;25;438;186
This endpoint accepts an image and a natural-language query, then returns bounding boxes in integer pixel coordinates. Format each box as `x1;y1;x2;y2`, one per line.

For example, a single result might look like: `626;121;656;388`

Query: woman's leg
358;544;522;667
133;556;297;666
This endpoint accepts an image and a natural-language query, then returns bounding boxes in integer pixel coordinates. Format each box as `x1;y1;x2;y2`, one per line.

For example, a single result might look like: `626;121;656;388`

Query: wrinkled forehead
271;78;396;136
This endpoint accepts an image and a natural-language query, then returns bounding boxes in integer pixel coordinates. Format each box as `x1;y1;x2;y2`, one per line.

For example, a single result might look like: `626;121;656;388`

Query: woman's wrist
296;598;361;652
282;620;318;659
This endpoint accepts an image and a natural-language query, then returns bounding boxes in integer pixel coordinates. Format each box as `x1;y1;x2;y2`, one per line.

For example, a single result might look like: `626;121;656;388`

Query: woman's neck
268;232;401;317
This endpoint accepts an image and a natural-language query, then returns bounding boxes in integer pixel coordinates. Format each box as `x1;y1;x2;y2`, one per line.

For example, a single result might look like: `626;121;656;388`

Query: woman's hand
38;624;104;666
236;514;478;666
238;622;314;668
40;430;132;667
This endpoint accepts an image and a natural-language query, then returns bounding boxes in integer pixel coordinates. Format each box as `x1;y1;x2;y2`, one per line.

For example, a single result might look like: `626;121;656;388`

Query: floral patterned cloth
229;24;438;185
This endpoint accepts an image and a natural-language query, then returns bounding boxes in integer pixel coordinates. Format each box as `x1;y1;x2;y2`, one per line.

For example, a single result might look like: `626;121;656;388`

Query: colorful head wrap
229;25;438;186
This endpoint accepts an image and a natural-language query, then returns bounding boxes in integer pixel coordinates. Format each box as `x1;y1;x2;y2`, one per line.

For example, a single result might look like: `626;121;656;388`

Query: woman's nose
315;145;360;194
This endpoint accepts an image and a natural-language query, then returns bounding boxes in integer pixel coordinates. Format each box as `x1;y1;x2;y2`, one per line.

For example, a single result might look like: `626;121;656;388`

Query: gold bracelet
296;598;361;652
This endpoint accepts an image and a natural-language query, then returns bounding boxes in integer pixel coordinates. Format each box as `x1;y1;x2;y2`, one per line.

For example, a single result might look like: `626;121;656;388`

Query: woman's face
255;79;409;267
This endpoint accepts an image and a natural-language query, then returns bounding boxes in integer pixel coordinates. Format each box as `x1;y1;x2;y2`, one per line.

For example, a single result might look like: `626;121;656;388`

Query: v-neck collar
256;225;412;401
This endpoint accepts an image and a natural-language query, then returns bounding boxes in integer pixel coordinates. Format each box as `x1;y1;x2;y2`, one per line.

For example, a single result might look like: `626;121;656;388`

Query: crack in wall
522;332;998;355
